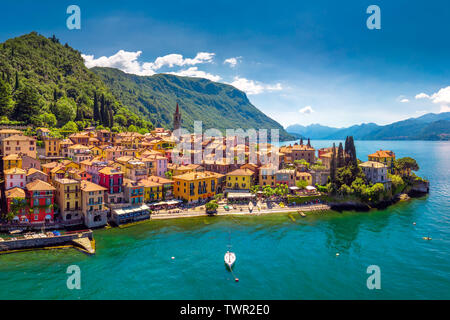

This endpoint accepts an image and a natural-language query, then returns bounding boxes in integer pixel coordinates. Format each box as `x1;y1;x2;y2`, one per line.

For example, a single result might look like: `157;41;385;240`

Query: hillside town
0;104;426;231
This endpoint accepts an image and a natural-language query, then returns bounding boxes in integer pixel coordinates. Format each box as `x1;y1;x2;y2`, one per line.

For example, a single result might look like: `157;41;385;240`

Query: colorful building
2;134;37;158
140;178;163;203
53;178;82;223
5;187;27;223
80;180;108;228
25;179;56;223
368;150;396;173
123;179;145;206
173;171;223;203
3;153;22;170
225;168;254;191
259;164;277;187
98;166;124;207
44;137;61;157
4;167;26;189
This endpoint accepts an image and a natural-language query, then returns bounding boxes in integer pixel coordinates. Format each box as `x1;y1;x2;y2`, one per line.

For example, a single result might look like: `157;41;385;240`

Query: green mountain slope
0;32;153;130
92;67;294;140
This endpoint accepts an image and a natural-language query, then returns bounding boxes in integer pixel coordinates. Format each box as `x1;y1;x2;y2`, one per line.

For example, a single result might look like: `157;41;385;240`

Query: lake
0;140;449;299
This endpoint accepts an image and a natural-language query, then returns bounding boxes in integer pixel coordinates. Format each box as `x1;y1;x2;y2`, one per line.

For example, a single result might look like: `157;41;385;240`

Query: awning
227;192;255;199
306;186;316;191
45;215;52;219
289;186;300;190
13;216;19;220
166;200;180;205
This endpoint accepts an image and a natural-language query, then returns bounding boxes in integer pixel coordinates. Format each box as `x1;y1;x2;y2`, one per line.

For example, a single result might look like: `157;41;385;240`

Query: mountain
0;32;292;139
92;67;294;140
286;113;450;140
285;124;340;139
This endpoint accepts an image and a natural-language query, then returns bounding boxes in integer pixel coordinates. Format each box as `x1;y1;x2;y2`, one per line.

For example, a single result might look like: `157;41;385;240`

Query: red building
98;167;124;194
25;179;56;223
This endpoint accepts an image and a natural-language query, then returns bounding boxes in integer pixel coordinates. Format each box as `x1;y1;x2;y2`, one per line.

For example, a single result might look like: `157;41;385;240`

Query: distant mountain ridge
92;67;294;140
286;112;450;140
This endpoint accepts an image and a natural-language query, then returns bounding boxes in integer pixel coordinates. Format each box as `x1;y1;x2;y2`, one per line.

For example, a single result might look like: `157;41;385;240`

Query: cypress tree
108;107;114;128
337;142;344;168
307;138;311;147
348;136;357;166
99;94;105;125
300;138;303;145
330;143;337;183
93;92;99;122
14;71;19;91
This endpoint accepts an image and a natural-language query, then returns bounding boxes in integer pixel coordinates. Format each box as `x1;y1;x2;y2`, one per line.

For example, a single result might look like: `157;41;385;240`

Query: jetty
0;230;95;255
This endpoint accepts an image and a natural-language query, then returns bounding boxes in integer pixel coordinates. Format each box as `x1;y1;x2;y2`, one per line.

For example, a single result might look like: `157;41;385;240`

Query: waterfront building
80;180;108;228
225;168;254;191
2;134;37;158
146;175;174;200
359;161;392;190
25;179;56;223
5;187;27;222
276;169;296;187
4;167;26;189
98;166;124;208
123;179;145;206
296;172;312;186
259;163;277;187
368;150;396;173
140;178;163;203
53;178;82;223
173;171;223;203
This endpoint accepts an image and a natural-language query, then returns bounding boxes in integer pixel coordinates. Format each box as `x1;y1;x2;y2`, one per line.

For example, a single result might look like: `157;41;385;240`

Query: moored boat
224;251;236;270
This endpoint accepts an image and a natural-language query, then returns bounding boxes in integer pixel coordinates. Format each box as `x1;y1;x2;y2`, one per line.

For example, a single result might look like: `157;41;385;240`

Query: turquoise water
1;140;449;299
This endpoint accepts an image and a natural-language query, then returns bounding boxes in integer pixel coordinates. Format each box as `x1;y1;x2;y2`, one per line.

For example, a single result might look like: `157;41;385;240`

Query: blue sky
1;0;450;128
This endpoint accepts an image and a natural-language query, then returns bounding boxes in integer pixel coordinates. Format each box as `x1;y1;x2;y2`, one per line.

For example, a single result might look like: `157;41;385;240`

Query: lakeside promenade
149;203;331;221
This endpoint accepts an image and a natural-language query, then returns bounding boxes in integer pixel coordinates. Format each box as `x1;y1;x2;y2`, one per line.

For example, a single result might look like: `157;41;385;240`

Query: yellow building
296;172;312;186
225;168;253;191
3;153;22;170
44;138;60;157
173;171;223;203
53;178;82;222
140;178;163;203
368;150;396;173
90;145;103;157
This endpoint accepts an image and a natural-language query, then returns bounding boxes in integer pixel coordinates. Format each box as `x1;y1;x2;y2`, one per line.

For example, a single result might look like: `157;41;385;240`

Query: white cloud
167;67;221;82
415;92;430;99
223;57;241;68
400;98;409;103
440;105;450;113
414;86;450;113
81;50;215;76
299;106;314;114
229;77;282;95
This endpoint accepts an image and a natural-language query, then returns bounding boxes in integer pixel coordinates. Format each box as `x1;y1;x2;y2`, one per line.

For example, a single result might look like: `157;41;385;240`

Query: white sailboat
224;250;236;270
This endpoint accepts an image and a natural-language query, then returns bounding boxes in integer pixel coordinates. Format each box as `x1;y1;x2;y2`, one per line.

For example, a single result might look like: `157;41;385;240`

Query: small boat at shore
298;210;306;217
224;251;236;270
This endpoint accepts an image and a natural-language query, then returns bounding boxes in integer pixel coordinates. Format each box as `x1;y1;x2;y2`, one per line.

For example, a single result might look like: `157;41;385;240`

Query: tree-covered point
0;32;153;132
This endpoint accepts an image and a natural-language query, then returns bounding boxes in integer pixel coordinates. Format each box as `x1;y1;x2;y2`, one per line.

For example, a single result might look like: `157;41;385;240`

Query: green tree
53;96;76;125
93;91;99;122
205;200;219;213
296;179;308;189
0;78;14;117
128;124;138;132
12;85;42;124
395;157;419;175
337;142;344;168
330;143;337;183
61;120;78;133
38;112;57;127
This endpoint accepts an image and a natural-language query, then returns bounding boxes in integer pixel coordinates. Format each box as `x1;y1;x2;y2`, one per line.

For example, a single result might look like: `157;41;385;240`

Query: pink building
4;167;26;189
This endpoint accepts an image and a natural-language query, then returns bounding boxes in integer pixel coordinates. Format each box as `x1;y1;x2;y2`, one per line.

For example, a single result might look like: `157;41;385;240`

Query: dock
0;230;95;255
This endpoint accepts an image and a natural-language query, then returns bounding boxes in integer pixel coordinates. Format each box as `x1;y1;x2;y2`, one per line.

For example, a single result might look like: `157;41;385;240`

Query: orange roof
4;167;26;175
26;179;56;191
26;168;47;176
41;161;59;169
139;178;162;188
3;153;22;161
3;134;35;142
80;180;107;192
99;167;123;175
227;168;255;176
6;187;26;198
147;175;174;185
173;170;224;181
369;150;395;158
